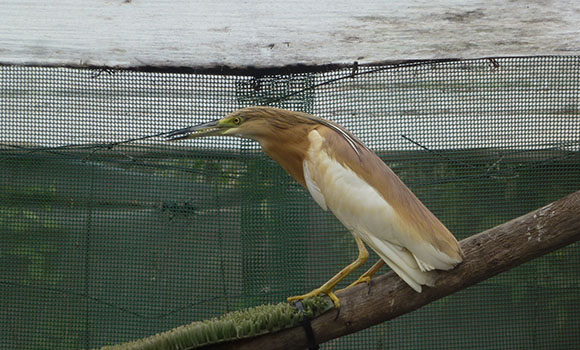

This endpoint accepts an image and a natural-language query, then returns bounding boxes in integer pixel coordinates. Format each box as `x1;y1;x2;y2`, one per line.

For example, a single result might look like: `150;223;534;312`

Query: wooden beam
3;1;580;67
203;189;580;350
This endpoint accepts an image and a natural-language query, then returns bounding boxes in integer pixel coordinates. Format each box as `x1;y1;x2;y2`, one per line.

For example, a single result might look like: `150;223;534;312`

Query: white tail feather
363;233;437;291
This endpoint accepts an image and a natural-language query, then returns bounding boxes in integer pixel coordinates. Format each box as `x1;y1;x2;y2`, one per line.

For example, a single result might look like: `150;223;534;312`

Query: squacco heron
168;106;463;307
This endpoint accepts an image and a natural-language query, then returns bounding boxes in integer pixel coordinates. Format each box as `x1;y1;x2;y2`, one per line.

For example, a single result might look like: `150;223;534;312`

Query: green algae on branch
97;296;333;350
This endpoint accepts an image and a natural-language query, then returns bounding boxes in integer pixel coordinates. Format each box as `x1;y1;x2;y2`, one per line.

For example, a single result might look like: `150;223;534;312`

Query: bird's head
166;107;317;143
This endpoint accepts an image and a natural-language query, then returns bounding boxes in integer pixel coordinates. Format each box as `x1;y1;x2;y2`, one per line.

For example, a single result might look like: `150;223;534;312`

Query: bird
167;106;463;308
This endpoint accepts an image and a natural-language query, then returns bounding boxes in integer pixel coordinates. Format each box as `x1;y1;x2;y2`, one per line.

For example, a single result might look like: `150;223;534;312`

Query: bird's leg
287;236;368;308
340;259;385;291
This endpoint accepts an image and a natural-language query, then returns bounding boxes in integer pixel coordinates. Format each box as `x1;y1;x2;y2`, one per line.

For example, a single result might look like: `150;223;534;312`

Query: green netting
1;56;579;350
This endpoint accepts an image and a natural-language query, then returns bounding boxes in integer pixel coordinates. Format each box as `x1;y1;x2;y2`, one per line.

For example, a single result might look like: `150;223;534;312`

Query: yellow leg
287;236;368;308
340;259;385;291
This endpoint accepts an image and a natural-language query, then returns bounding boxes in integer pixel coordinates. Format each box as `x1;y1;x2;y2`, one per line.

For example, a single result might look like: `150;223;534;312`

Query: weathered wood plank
1;0;579;69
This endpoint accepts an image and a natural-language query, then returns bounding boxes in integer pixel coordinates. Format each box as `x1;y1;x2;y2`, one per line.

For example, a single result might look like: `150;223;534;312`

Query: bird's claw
347;276;371;289
288;287;341;309
336;275;372;294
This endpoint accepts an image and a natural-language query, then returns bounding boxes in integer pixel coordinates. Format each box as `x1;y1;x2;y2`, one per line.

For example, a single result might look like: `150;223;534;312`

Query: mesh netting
1;56;579;349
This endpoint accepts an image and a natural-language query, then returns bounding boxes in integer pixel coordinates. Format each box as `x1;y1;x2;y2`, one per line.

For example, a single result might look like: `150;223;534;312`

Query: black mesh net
1;56;579;349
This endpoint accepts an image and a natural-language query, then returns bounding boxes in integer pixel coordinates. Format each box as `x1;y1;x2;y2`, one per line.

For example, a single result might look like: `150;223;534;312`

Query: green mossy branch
97;296;333;350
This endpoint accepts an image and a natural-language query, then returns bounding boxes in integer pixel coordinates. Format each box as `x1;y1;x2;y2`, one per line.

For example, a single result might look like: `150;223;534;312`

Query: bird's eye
233;117;241;125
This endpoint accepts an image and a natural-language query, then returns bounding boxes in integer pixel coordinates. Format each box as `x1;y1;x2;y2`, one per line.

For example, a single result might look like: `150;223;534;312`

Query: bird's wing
305;127;462;274
303;129;438;289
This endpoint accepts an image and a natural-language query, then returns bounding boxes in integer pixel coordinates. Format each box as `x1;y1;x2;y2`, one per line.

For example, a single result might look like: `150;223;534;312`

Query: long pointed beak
165;119;222;141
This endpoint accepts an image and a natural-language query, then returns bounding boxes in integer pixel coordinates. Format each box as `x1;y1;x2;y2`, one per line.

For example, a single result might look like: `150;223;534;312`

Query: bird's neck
258;129;313;188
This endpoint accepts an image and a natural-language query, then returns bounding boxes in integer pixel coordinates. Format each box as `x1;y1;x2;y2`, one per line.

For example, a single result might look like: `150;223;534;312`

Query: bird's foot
336;275;371;294
288;287;341;308
346;275;371;289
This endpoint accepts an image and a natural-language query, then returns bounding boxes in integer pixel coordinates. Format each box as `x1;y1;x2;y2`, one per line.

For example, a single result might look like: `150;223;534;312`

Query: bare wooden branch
203;190;580;350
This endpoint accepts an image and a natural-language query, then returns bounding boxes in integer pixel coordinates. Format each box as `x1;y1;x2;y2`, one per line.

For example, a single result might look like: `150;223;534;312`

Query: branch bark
203;190;580;350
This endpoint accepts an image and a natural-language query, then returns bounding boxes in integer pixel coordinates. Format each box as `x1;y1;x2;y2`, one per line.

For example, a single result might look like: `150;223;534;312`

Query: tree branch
203;190;580;350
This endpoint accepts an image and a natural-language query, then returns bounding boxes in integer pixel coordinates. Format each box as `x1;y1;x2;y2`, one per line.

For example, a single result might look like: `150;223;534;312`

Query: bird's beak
165;119;223;141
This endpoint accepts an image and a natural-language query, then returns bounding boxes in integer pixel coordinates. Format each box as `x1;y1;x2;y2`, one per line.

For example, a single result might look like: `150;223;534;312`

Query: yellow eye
233;117;241;125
